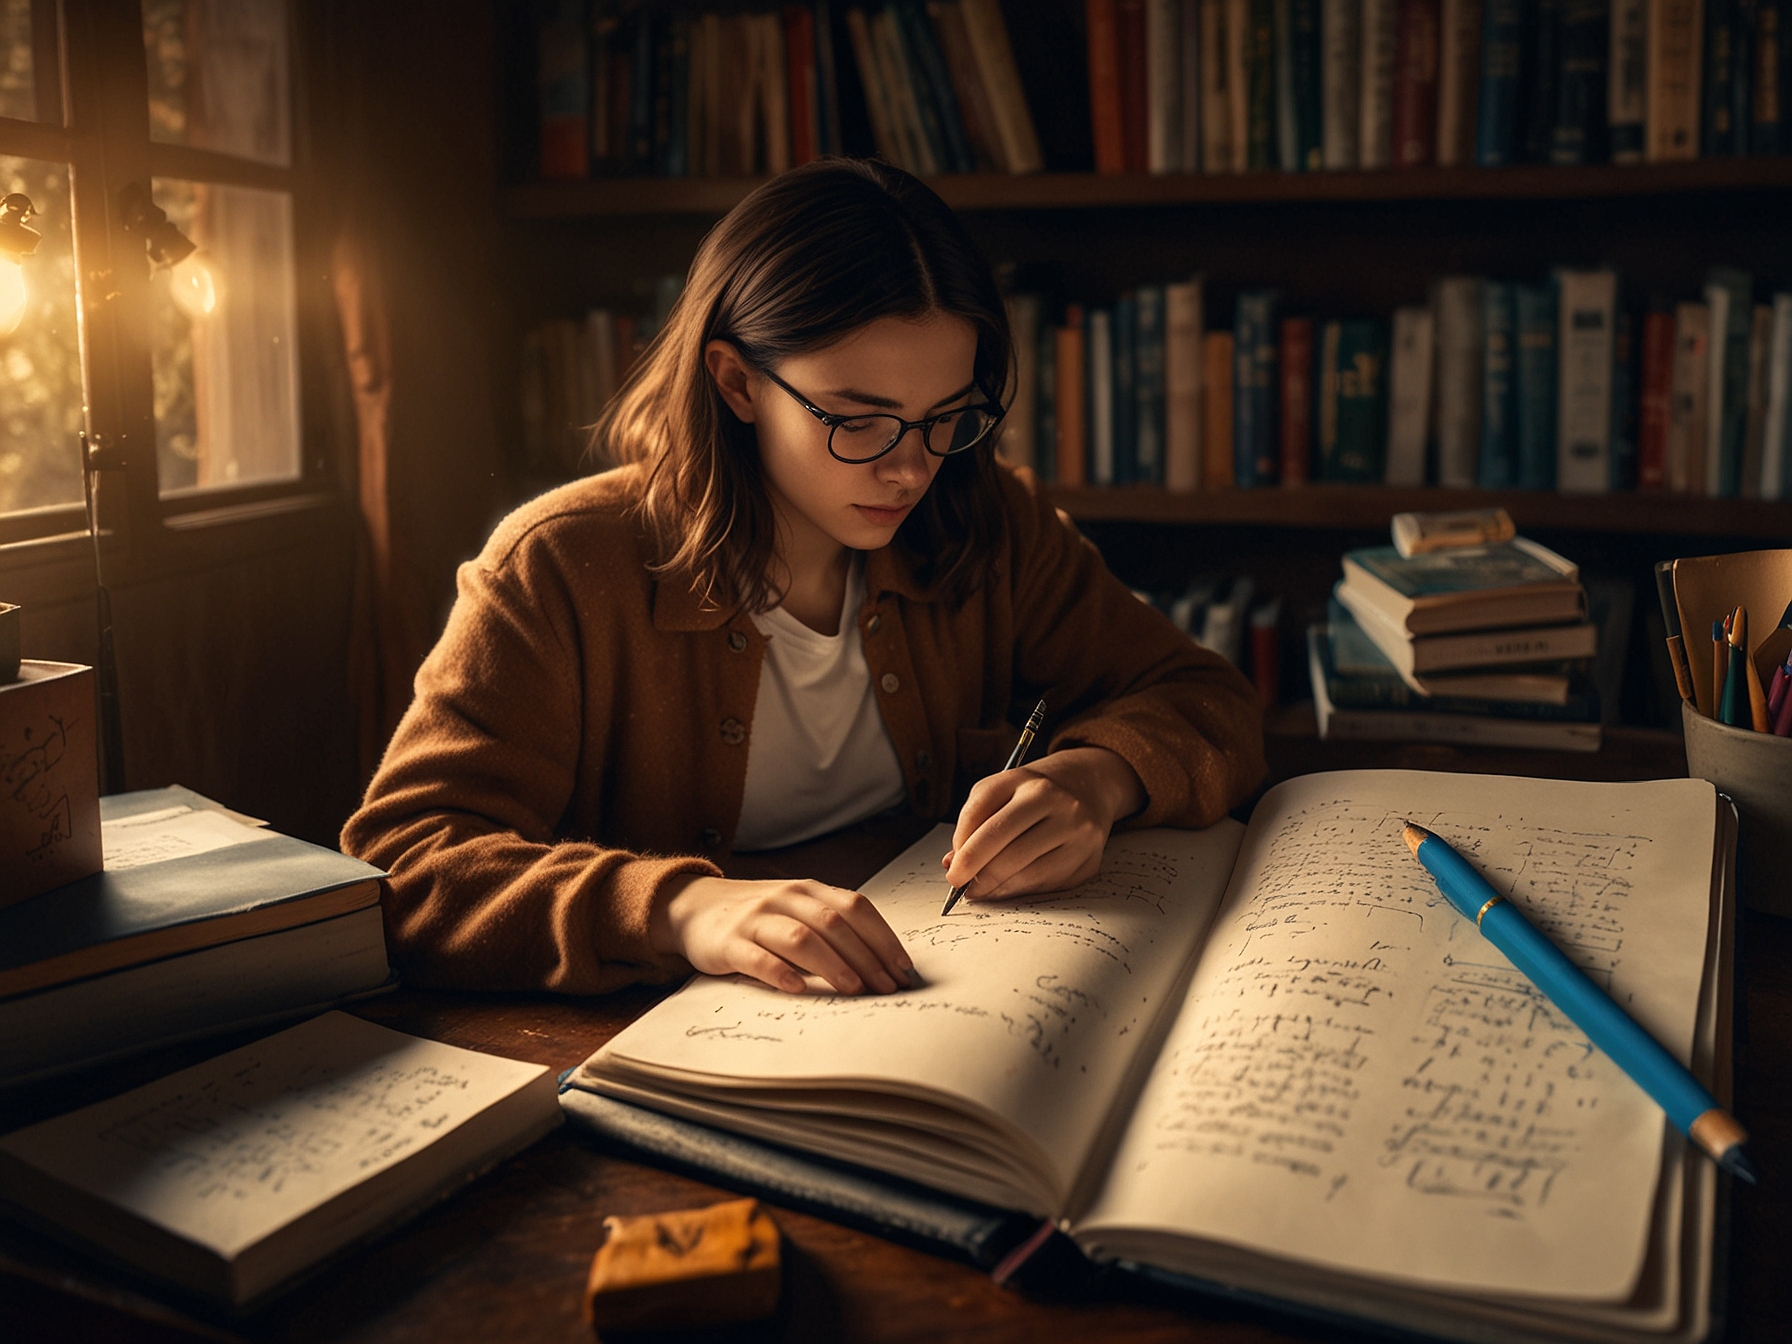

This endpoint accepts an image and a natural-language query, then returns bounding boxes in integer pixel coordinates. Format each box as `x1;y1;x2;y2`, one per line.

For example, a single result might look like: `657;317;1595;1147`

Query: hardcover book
1316;318;1389;482
1478;281;1518;487
1233;290;1280;485
1337;535;1586;635
1515;281;1560;489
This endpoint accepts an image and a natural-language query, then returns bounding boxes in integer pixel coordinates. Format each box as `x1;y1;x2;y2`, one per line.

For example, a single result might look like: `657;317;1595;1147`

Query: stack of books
1312;534;1602;750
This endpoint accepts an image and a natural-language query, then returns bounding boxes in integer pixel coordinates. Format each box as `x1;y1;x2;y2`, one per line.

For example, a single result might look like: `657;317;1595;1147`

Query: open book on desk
565;770;1735;1344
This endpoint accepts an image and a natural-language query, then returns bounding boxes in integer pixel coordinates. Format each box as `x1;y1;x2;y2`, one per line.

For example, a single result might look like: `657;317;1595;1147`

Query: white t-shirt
733;557;908;851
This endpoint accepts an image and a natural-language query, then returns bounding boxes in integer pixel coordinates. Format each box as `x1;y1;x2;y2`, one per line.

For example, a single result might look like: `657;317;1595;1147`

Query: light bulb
169;250;222;319
0;256;25;337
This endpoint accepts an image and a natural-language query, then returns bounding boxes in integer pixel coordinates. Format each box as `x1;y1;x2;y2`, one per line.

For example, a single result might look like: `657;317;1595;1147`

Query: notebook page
1075;771;1715;1301
587;821;1243;1208
0;1012;549;1259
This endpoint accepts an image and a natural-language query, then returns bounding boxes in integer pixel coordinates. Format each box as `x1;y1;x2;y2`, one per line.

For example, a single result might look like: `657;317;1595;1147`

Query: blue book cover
1476;0;1525;165
895;2;975;173
1704;0;1742;154
1289;0;1325;170
1317;319;1389;482
1479;283;1519;487
1515;283;1559;489
1234;291;1281;487
1114;292;1138;485
1708;268;1754;498
1134;286;1167;485
1548;0;1608;164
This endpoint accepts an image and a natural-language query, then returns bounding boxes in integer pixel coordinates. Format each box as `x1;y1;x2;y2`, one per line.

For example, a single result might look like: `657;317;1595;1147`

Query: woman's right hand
650;875;916;996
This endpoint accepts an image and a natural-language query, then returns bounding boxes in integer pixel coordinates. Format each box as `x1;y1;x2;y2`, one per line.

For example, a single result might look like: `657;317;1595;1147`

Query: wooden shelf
502;157;1792;218
1044;484;1792;536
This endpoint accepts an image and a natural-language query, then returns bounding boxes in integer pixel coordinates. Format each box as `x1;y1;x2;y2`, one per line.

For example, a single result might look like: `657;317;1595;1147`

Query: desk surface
5;728;1788;1344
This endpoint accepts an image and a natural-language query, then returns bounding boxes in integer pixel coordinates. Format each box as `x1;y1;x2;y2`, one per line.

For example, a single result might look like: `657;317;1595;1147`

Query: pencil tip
1719;1147;1759;1185
1401;822;1428;856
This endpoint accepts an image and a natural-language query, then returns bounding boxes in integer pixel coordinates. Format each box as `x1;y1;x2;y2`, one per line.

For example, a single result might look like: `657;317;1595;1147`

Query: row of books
530;1;1792;181
536;0;1044;179
1000;268;1792;497
1135;573;1284;703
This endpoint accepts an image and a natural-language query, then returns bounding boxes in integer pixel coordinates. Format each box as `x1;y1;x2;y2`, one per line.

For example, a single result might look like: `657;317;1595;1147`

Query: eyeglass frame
752;363;1007;464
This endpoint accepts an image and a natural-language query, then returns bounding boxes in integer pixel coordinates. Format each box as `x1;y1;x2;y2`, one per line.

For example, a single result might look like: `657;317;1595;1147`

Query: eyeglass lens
828;408;995;462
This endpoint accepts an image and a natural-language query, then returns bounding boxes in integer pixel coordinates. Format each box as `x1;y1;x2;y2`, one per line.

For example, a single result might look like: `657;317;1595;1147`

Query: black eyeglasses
756;365;1006;464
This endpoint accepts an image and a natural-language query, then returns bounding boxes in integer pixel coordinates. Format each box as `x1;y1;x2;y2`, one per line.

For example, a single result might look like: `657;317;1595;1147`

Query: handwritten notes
1078;771;1717;1301
0;1012;551;1258
102;804;275;871
0;661;100;898
591;821;1245;1208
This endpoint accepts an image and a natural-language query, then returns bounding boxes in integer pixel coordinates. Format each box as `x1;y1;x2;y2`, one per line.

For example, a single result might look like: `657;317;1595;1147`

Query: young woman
342;158;1266;1000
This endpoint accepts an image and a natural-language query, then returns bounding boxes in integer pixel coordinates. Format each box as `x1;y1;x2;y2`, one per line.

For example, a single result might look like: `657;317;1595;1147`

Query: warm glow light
170;250;222;319
0;256;25;338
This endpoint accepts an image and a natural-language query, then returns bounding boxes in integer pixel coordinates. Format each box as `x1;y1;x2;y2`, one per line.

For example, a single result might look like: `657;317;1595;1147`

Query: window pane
151;178;300;494
0;155;83;515
143;0;291;166
1;0;59;124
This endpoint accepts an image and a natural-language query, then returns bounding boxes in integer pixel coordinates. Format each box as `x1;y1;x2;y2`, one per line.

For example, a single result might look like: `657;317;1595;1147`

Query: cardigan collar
651;544;933;632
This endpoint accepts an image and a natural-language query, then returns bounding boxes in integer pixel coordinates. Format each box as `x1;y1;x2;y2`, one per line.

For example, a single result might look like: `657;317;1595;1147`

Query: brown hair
595;158;1011;613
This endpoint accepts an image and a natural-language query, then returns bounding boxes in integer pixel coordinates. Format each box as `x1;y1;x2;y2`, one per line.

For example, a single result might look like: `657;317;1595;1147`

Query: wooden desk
5;731;1787;1344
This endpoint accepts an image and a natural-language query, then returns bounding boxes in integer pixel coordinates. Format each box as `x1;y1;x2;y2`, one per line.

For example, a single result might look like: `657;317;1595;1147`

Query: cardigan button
720;717;746;744
879;673;900;694
727;630;748;652
698;827;722;848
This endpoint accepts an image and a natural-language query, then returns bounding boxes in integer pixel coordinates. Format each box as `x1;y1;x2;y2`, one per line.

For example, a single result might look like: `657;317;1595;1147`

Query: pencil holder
1683;700;1792;919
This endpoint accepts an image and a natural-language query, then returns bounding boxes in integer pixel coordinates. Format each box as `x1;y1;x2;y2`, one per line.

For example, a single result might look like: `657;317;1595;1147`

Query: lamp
117;182;221;319
0;193;41;338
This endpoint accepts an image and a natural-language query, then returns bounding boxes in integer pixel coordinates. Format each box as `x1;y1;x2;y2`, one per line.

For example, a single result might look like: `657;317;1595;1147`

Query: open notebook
568;770;1735;1344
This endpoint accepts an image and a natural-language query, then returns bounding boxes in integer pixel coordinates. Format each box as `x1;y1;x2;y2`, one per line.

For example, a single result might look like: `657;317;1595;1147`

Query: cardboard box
1;661;102;908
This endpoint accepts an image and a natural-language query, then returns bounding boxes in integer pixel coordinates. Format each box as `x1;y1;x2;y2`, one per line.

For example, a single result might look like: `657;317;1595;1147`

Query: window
0;0;313;547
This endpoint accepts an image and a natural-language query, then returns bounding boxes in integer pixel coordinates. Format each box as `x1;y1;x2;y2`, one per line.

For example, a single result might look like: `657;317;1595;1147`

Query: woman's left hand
941;746;1146;902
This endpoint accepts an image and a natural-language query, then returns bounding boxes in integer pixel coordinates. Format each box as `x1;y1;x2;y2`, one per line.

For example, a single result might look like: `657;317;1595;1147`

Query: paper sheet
102;804;275;871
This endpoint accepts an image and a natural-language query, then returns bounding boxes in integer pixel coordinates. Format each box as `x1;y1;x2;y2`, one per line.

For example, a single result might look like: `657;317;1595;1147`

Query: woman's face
713;313;981;562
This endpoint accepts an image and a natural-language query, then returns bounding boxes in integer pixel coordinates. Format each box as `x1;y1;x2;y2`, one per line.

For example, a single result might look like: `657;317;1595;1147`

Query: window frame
0;0;334;562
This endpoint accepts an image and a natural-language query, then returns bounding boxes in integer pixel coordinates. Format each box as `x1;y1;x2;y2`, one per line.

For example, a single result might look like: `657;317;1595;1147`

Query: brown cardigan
341;461;1266;995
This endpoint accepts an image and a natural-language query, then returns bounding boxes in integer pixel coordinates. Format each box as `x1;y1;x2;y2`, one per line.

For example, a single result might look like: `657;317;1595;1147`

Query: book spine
761;13;793;174
1749;0;1785;151
1316;319;1343;477
1147;0;1186;170
1332;319;1392;480
1763;293;1792;498
629;8;656;170
1234;290;1280;484
878;8;944;174
1360;0;1399;164
1668;301;1710;493
1035;312;1059;479
1228;0;1254;167
959;0;1046;171
1203;331;1238;485
1434;276;1485;487
1322;0;1362;166
1055;307;1087;484
1415;623;1599;669
538;0;591;180
1119;0;1154;170
785;7;821;166
1647;0;1706;159
1276;0;1300;167
1611;303;1639;491
1135;285;1168;483
1000;294;1041;468
1703;268;1754;498
1280;316;1315;484
1179;0;1204;169
1202;0;1238;168
1474;0;1522;164
1165;279;1204;490
1549;0;1608;164
1515;281;1560;489
929;2;1004;170
846;8;906;166
1555;268;1618;494
669;16;696;176
1520;0;1562;161
1384;305;1435;485
1392;0;1442;165
1115;291;1140;482
1704;0;1742;153
696;13;724;175
1637;308;1677;490
1246;0;1279;167
1436;0;1482;165
1087;0;1128;171
898;1;974;172
1479;281;1518;487
1608;0;1648;159
1740;302;1770;499
1087;308;1117;484
1289;0;1326;167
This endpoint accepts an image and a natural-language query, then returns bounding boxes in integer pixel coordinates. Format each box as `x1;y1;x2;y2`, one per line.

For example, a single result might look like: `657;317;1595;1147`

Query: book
1321;0;1361;165
1229;0;1255;166
1519;0;1563;160
1433;275;1485;487
1179;0;1203;169
1286;0;1326;168
1764;293;1792;499
1610;303;1639;491
1086;307;1116;484
1748;0;1786;151
1704;0;1742;153
537;0;589;179
1114;291;1139;481
1118;0;1152;170
1435;0;1482;164
1316;318;1389;481
1474;0;1522;162
1309;626;1604;748
1244;0;1279;166
1741;301;1772;498
1055;310;1087;484
568;769;1730;1342
1278;315;1314;485
1163;278;1204;490
1232;289;1279;486
1325;598;1586;703
786;6;822;165
1248;597;1281;706
1202;330;1236;486
1478;280;1518;487
1554;268;1617;494
1359;0;1399;163
0;1012;561;1308
1337;534;1587;636
1550;0;1608;163
959;0;1047;171
929;1;1004;170
0;786;384;1001
1086;0;1127;171
1703;267;1753;498
1384;304;1434;485
1668;301;1711;493
1608;0;1649;158
896;1;972;172
1335;581;1601;673
1145;0;1187;170
1391;0;1441;165
1035;311;1059;479
1200;0;1238;167
1646;0;1705;160
1133;284;1167;483
1514;280;1559;489
1638;305;1677;490
999;294;1041;468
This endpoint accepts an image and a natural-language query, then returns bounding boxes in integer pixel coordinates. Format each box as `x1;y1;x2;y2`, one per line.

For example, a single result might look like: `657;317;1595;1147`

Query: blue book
1234;291;1281;487
1706;268;1754;498
1704;0;1742;154
1289;0;1325;170
1476;0;1525;165
1515;282;1559;489
894;2;975;172
1114;291;1138;485
1134;286;1167;485
1548;0;1609;164
1479;283;1519;487
1316;319;1389;482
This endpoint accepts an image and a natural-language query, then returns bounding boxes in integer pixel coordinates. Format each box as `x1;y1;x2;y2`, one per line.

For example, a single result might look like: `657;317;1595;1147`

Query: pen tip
1719;1147;1759;1185
1401;822;1428;856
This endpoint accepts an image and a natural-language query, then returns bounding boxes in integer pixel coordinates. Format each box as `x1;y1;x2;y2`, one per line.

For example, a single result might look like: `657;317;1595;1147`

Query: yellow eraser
582;1197;781;1332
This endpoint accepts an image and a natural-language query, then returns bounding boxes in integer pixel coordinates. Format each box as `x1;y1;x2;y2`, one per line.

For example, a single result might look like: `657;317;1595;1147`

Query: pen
1712;620;1728;721
1742;610;1771;732
941;699;1047;916
1720;607;1749;728
1653;560;1694;703
1401;822;1756;1184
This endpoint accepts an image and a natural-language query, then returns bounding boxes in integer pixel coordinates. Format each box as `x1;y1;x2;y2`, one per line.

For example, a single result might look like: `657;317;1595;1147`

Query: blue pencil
1402;822;1755;1183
